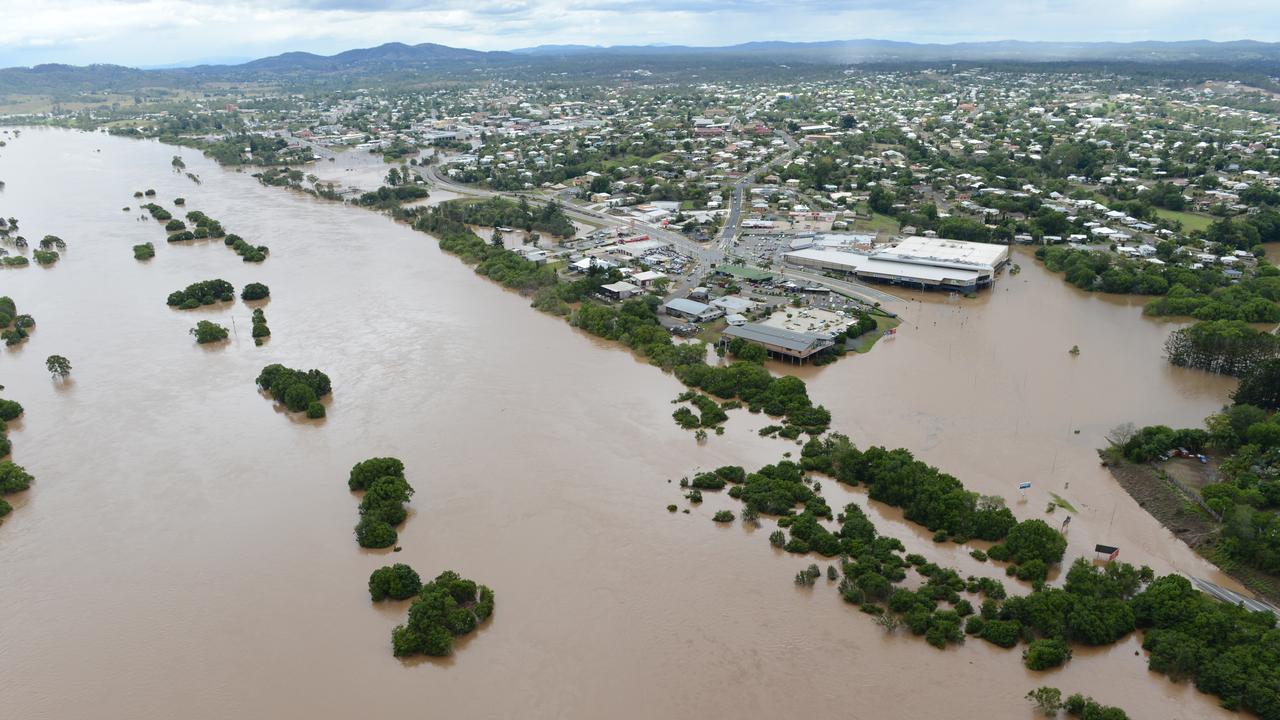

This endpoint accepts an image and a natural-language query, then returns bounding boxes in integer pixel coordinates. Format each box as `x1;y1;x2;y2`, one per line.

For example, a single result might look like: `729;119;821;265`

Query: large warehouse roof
879;236;1008;272
722;323;828;353
782;248;981;285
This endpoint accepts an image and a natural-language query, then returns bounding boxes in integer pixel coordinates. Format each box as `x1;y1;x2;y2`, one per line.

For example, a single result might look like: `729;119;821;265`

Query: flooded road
0;128;1240;720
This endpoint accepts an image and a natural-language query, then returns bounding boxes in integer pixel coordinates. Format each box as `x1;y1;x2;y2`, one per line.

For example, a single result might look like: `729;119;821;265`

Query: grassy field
1155;208;1215;233
849;315;901;353
851;210;900;236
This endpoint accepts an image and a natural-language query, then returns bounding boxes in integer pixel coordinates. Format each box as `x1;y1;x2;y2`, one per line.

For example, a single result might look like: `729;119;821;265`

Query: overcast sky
1;0;1277;68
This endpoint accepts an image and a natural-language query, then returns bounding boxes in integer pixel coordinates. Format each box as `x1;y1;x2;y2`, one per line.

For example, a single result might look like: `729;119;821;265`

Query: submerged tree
45;355;71;378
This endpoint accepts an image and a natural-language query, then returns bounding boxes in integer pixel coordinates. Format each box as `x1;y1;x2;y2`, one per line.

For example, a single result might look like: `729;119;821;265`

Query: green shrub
190;320;229;344
241;283;270;301
0;460;34;494
369;563;422;601
355;516;397;548
1023;638;1072;670
348;457;404;491
0;399;24;421
305;402;326;419
167;279;234;307
256;364;332;413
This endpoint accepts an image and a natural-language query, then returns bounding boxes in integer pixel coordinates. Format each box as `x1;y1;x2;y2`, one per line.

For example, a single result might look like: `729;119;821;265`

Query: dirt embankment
1104;458;1219;549
1104;455;1280;603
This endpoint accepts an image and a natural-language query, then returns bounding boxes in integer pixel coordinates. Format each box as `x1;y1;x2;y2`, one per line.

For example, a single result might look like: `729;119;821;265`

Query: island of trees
190;320;229;344
250;309;270;345
1164;319;1279;376
166;279;234;308
0;396;25;461
256;364;330;418
348;457;411;548
0;393;31;525
390;569;495;658
0;297;35;347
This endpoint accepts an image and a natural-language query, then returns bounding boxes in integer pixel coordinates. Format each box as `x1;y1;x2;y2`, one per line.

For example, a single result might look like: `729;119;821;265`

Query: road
778;266;904;307
715;129;801;253
1192;577;1280;618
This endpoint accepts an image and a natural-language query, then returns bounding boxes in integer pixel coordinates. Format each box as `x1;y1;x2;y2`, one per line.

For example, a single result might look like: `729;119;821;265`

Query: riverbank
1104;456;1280;604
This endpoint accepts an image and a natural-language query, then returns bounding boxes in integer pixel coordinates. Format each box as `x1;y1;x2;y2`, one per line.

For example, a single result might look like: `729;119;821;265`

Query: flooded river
0;128;1242;719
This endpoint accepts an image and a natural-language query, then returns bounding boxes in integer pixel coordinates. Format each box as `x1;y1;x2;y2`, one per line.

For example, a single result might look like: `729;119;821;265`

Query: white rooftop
879;236;1008;272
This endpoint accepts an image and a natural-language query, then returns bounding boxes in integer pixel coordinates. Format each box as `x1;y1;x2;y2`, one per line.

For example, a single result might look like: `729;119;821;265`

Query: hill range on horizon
3;37;1280;96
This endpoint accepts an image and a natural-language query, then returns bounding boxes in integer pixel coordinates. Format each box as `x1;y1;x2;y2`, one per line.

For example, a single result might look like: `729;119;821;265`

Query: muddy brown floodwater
0;128;1246;719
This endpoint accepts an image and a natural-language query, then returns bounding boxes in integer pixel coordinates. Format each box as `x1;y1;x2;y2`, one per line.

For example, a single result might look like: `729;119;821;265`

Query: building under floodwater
783;236;1010;292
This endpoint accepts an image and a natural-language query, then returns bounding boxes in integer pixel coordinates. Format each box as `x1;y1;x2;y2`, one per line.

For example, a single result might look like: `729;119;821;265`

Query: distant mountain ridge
3;38;1280;96
512;38;1280;63
233;42;501;72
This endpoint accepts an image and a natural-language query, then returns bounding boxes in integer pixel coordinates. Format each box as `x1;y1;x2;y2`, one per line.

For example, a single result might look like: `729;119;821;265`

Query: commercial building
721;323;834;363
599;281;641;301
663;298;724;322
783;236;1008;292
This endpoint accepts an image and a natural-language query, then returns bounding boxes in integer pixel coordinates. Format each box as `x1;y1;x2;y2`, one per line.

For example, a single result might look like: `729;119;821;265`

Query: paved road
778;266;904;307
716;130;800;252
1192;577;1280;617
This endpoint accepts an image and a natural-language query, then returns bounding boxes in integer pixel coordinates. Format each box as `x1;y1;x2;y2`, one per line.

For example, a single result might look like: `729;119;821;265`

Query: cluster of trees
190;320;228;344
1113;423;1209;463
166;279;234;308
799;435;1021;544
407;203;560;295
224;234;269;263
132;242;154;260
0;396;24;460
240;283;269;301
356;184;429;209
368;563;422;601
255;364;331;417
391;570;495;657
349;457;411;549
140;203;172;221
676;361;831;433
437;196;576;239
1026;687;1130;719
0;459;33;524
672;391;728;431
194;133;311;167
32;248;59;266
1133;575;1280;717
181;210;226;240
1164;319;1279;376
250;309;270;346
0;297;35;346
1037;245;1280;322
